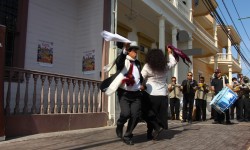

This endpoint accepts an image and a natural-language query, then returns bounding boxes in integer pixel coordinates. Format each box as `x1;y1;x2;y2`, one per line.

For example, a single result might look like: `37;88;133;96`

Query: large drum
210;87;238;113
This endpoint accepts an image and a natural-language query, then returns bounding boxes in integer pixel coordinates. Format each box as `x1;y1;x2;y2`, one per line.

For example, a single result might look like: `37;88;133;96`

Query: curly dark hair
145;49;166;73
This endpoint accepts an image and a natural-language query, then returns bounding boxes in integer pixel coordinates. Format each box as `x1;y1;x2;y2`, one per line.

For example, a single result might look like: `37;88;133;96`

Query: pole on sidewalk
0;25;6;141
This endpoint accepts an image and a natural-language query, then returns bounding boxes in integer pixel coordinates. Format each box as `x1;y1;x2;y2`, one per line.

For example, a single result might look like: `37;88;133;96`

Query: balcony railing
4;67;103;115
210;53;240;66
193;20;216;46
167;0;191;21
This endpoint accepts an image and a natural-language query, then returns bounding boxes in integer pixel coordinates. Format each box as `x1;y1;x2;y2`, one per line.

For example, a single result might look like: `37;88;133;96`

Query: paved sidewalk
0;120;249;150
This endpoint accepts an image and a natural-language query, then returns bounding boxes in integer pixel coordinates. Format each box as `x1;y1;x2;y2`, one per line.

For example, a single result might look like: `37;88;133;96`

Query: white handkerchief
101;30;131;43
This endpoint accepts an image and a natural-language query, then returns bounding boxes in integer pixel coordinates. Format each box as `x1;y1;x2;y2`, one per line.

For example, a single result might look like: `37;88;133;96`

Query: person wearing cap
211;68;232;124
238;73;243;84
101;41;143;145
141;47;177;140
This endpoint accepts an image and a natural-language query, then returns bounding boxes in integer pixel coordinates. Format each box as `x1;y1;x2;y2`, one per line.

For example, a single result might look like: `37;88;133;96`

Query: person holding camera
195;77;209;121
168;76;181;120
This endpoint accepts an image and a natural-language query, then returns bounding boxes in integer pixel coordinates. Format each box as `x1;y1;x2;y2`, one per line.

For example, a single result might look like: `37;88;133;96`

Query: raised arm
166;47;177;69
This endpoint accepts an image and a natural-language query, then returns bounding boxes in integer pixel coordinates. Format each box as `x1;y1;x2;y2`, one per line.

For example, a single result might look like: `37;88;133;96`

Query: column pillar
0;25;6;141
228;65;232;85
187;0;193;22
227;28;232;61
237;44;241;67
214;54;218;71
173;0;177;7
159;16;165;53
188;33;193;73
171;26;178;81
213;20;218;47
107;0;117;126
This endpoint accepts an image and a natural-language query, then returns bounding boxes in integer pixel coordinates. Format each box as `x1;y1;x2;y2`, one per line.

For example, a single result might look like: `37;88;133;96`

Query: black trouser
230;98;239;119
236;98;243;120
214;109;230;123
211;107;215;119
182;93;195;121
142;92;168;134
170;98;180;119
148;94;168;130
117;88;142;139
242;96;250;120
195;99;207;121
141;92;153;135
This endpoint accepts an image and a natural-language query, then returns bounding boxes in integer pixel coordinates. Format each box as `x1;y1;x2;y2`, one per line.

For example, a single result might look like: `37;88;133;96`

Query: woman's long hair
145;49;166;73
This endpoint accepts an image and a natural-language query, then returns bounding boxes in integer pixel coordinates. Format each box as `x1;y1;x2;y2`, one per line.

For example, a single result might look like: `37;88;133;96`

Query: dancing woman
141;47;177;140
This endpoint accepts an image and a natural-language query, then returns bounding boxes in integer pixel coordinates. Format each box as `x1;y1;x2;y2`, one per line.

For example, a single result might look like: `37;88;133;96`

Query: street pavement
0;119;249;150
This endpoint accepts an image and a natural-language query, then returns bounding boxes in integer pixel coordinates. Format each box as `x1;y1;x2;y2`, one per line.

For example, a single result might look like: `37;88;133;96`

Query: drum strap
174;86;176;97
222;76;225;88
187;80;190;93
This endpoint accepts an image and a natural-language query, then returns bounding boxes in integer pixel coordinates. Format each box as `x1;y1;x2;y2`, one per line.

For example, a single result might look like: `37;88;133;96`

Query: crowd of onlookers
168;71;250;124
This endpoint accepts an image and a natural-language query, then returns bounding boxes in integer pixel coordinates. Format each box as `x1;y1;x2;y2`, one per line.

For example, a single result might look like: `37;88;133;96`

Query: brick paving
0;119;249;150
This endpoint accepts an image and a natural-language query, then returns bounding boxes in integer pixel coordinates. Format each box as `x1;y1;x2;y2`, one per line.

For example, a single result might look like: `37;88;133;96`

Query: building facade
0;0;242;139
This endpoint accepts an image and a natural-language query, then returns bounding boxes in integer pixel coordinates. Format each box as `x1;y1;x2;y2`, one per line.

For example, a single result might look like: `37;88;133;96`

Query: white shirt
120;61;141;91
141;54;177;96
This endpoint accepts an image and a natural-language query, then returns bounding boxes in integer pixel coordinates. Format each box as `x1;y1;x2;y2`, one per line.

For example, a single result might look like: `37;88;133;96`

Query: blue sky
215;0;250;78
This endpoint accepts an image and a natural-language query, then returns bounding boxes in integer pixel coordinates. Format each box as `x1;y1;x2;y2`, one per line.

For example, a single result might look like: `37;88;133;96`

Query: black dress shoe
182;119;187;123
116;124;123;138
212;121;219;124
238;119;244;122
224;121;233;125
147;135;153;140
153;127;163;140
123;138;134;145
147;133;153;140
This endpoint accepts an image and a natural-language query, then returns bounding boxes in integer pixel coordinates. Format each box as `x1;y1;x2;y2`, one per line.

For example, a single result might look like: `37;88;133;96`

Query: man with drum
195;77;209;121
211;69;232;124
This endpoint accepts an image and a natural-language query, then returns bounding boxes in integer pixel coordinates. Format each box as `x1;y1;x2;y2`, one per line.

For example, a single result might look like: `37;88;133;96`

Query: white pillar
171;26;178;81
173;0;177;7
213;20;218;47
237;44;241;67
227;28;232;61
186;0;193;22
107;0;118;126
188;33;193;73
214;54;218;71
159;16;165;53
228;65;232;85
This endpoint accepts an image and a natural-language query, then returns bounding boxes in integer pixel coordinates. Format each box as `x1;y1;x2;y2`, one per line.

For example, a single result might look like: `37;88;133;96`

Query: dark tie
187;80;190;93
122;61;135;86
173;84;176;97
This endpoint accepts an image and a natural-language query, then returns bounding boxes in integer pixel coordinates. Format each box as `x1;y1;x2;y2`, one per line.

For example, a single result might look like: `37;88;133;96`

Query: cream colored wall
193;58;214;84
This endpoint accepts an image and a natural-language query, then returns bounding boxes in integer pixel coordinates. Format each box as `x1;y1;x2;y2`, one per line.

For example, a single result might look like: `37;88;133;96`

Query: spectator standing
168;76;181;120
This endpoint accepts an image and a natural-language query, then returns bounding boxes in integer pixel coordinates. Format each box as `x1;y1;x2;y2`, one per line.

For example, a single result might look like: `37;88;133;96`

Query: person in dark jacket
100;41;143;145
181;72;198;123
